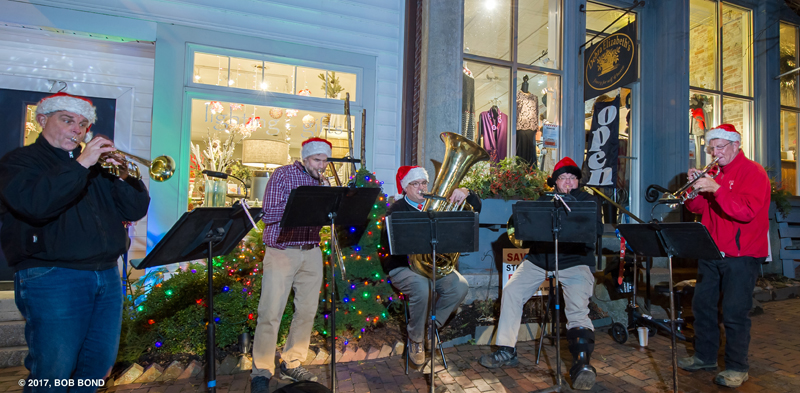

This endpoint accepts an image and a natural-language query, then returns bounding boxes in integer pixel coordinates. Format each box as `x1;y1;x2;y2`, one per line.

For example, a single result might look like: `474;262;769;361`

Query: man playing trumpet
379;166;480;368
678;124;770;388
0;92;150;390
251;137;331;392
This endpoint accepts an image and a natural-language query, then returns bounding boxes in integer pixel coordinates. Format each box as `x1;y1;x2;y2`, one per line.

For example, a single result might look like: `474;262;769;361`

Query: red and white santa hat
705;124;741;143
301;137;332;159
547;157;582;187
395;165;429;195
35;92;97;124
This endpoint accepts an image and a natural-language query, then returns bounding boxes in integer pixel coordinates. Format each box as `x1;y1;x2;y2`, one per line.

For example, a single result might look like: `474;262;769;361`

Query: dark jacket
0;135;150;272
524;188;603;271
379;191;482;275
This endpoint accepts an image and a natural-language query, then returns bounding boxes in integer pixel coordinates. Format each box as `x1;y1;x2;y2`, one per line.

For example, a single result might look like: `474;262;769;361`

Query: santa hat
705;124;741;143
395;165;429;194
547;157;581;187
35;92;97;124
301;137;332;159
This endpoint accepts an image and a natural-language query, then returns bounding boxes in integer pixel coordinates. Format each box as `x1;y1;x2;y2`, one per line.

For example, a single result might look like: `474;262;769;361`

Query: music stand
513;198;597;393
386;210;479;393
617;222;722;393
281;186;379;393
133;204;263;393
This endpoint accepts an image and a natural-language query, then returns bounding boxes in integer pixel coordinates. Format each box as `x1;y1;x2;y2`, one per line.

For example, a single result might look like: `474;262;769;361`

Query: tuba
408;132;490;279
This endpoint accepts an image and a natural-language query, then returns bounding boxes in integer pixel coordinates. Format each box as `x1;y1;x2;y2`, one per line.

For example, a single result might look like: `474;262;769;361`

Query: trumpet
74;133;176;182
661;156;721;203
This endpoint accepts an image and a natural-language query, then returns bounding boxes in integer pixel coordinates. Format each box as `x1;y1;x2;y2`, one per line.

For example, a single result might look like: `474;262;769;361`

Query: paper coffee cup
638;327;649;347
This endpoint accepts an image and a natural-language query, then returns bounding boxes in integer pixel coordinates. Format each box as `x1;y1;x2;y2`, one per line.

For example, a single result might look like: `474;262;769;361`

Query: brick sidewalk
2;298;799;393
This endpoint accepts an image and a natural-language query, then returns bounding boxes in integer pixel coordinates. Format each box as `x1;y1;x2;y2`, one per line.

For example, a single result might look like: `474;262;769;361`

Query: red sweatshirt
684;151;770;258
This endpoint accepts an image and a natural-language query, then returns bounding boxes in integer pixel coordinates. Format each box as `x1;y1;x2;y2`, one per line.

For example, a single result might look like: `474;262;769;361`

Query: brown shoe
409;340;425;366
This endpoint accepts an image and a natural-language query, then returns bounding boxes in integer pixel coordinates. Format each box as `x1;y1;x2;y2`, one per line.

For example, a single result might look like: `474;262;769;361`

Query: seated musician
479;157;603;391
379;165;481;367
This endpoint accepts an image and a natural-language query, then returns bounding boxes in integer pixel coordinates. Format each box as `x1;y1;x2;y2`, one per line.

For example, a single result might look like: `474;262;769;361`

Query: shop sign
582;96;620;186
501;248;548;294
584;21;638;101
542;124;559;149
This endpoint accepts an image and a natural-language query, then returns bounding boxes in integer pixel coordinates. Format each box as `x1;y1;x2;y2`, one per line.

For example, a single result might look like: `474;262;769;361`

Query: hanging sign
584;21;638;101
582;95;620;186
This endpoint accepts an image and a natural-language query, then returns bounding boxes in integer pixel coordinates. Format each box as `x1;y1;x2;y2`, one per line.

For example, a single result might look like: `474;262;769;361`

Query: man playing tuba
379;165;480;368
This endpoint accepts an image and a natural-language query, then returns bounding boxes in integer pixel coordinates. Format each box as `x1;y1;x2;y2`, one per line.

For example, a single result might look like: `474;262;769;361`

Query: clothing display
479;108;508;162
462;71;476;142
516;90;539;131
516;129;537;167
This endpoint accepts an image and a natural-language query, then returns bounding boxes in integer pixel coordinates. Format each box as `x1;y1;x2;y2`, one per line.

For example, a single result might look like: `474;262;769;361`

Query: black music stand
133;204;263;393
513;198;597;393
617;222;722;393
281;186;379;393
386;211;479;393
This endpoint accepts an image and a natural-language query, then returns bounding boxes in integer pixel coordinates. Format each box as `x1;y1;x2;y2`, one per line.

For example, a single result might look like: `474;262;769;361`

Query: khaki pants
252;246;323;378
495;261;594;348
389;267;469;343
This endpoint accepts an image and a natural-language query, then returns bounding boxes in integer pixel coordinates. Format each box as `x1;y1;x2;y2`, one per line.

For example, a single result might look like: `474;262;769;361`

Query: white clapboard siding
5;0;406;188
0;24;155;260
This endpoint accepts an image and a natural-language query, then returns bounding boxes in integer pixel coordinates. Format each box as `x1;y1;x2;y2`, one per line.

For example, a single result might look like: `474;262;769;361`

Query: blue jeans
15;267;122;393
692;256;762;372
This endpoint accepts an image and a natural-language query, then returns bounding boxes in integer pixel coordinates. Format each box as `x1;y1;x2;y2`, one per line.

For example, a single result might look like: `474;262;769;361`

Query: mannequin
516;76;538;166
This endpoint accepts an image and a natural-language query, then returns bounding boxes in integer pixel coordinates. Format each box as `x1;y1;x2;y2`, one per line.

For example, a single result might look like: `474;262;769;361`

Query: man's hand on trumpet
688;168;721;194
76;136;117;169
448;187;470;204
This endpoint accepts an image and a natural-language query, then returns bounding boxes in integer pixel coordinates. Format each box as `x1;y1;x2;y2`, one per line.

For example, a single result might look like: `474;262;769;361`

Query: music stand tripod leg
428;220;438;393
329;213;338;393
536;276;554;365
668;255;678;393
207;241;217;393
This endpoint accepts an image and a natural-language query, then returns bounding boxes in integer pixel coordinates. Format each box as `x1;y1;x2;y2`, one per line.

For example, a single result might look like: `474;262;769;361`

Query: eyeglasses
407;181;429;188
706;141;732;154
557;175;578;181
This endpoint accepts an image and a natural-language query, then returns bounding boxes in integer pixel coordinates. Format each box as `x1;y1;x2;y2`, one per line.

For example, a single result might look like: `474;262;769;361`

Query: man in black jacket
0;92;150;391
479;157;602;391
379;166;480;368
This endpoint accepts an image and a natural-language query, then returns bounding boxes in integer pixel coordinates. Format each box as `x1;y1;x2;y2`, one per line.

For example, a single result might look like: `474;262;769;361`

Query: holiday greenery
117;168;395;363
461;156;549;200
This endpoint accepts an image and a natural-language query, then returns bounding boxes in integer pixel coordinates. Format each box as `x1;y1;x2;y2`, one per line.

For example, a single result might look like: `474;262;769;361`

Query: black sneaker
479;346;519;368
280;361;318;382
250;376;269;393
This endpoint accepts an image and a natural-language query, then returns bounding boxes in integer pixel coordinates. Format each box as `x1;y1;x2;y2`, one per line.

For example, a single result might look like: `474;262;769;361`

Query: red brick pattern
1;299;799;393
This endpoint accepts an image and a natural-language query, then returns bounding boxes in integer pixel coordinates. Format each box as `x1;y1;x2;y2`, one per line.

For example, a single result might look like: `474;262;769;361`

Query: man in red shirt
251;137;331;392
679;124;770;388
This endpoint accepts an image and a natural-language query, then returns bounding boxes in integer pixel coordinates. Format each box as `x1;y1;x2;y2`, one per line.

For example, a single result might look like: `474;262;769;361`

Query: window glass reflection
463;0;511;61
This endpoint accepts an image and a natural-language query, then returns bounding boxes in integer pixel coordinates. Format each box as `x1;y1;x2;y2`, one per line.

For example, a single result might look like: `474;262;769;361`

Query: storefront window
462;0;562;169
463;0;512;61
188;98;355;207
517;0;560;69
689;0;753;162
193;51;357;100
689;0;717;90
781;22;800;195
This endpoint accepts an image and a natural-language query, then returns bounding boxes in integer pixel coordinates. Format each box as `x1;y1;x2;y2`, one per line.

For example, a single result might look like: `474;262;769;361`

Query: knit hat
395;165;429;194
301;137;332;160
547;157;581;187
705;124;741;143
35;92;97;124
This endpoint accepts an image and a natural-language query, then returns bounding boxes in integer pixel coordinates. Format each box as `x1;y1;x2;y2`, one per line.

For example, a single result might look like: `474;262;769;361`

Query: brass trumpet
660;156;720;203
74;133;175;182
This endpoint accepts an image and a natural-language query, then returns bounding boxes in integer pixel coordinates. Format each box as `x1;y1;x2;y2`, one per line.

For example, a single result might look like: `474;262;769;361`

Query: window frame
462;0;563;158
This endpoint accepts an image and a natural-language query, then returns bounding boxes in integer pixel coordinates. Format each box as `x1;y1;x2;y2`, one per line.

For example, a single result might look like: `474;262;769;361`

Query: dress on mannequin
480;106;508;162
516;76;539;167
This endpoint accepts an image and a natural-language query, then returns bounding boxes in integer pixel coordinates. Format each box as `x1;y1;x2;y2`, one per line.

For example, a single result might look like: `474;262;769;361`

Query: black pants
692;256;762;372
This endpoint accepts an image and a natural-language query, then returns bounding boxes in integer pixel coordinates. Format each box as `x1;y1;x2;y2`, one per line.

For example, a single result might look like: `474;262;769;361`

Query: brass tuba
408;132;490;279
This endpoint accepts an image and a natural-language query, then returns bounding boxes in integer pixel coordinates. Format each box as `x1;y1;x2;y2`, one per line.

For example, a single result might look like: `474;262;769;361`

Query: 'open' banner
582;96;620;187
